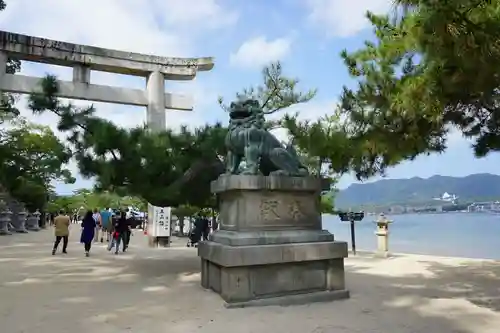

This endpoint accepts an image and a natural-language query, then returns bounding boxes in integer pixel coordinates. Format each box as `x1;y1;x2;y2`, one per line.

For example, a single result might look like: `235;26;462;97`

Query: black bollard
350;220;356;255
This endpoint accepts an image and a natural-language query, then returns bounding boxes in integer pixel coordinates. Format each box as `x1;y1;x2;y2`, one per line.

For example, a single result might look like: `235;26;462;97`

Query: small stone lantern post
374;214;392;257
34;209;41;230
0;200;12;235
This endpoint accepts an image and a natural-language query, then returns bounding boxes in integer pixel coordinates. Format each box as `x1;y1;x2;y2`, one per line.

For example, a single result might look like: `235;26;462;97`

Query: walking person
80;210;96;257
100;207;112;243
107;211;118;252
108;210;128;254
201;216;210;241
124;209;132;250
92;208;101;243
213;215;219;231
52;209;70;255
49;212;56;227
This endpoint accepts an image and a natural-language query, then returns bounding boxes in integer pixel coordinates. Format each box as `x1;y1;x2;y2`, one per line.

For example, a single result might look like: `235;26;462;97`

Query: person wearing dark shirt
108;211;129;254
124;210;132;249
202;217;211;240
194;215;210;241
80;210;96;257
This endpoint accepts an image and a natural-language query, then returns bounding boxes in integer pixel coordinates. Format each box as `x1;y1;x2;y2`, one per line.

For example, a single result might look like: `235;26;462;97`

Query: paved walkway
1;228;500;333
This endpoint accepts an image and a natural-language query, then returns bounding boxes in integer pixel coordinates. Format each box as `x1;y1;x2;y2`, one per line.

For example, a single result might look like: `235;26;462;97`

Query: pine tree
28;62;317;208
339;1;500;177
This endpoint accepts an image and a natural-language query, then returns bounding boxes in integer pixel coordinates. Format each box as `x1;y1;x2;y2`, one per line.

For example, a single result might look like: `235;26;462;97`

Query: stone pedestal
26;210;41;231
198;175;350;308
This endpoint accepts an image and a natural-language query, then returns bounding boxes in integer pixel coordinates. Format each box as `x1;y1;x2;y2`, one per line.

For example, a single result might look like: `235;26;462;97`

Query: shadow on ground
2;231;500;332
0;232;200;287
344;254;500;332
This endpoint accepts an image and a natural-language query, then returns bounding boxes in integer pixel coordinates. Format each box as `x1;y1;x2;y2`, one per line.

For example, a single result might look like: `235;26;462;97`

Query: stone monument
198;99;350;308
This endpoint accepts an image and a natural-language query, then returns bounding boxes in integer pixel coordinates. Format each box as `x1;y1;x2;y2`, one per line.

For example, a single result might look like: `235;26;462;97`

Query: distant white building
433;192;458;203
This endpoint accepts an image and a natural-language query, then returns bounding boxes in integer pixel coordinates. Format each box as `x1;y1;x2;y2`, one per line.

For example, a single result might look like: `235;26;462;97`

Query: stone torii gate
0;30;214;240
0;30;214;131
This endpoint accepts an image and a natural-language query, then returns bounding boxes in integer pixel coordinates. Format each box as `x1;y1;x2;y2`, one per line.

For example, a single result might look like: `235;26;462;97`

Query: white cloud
269;100;338;142
0;0;237;54
1;0;234;193
151;0;239;30
230;36;292;69
305;0;392;37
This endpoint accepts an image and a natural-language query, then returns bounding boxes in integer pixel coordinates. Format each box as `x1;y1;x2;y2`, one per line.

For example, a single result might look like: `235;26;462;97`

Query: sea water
323;213;500;259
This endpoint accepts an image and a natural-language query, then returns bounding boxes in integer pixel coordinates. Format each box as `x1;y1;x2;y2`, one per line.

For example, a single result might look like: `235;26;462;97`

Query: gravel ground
1;227;500;333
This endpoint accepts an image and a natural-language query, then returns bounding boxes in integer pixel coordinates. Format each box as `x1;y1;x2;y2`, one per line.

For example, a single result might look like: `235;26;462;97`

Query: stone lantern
16;208;28;233
26;209;41;231
34;209;42;229
0;200;12;235
374;213;392;257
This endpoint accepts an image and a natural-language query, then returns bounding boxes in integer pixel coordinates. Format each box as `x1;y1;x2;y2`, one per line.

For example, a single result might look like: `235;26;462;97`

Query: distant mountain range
335;173;500;208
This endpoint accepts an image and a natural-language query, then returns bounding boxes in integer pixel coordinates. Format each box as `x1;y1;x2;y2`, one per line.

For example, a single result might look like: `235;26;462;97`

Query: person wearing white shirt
124;208;132;248
92;208;102;243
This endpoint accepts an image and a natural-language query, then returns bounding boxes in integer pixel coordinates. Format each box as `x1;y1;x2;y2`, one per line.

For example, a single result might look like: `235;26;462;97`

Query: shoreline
347;249;499;263
3;229;498;262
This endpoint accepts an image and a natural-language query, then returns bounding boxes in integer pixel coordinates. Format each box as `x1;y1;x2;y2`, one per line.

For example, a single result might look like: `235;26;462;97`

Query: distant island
335;173;500;213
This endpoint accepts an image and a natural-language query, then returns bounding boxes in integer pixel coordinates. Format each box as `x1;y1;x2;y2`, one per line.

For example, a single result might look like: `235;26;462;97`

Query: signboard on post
146;204;172;247
154;206;171;237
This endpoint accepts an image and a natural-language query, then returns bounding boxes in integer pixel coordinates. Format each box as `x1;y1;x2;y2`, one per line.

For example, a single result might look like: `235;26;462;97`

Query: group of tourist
51;208;133;257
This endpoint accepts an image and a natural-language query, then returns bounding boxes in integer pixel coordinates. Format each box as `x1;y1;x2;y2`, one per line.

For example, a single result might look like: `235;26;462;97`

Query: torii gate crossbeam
0;30;215;132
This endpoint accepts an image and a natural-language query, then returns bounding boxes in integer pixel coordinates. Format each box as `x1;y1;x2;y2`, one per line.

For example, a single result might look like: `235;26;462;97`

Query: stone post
146;71;168;247
146;71;166;132
72;65;91;84
15;209;28;233
0;200;12;235
374;214;392;257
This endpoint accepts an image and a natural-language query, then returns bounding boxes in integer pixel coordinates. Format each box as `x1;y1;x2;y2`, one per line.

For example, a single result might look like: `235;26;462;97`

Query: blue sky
2;0;500;194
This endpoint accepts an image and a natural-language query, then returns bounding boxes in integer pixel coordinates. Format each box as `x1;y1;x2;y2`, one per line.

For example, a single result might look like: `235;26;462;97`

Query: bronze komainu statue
166;99;311;207
225;99;308;176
